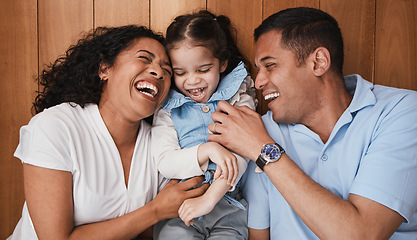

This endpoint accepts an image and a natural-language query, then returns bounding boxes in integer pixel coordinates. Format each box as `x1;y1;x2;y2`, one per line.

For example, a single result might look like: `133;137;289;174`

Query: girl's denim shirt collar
162;61;248;112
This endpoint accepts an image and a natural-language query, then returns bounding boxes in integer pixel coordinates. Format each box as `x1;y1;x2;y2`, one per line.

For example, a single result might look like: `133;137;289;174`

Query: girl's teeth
264;92;280;101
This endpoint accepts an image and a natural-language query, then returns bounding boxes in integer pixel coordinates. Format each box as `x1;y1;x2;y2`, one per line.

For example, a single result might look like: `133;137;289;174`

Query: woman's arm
24;163;208;240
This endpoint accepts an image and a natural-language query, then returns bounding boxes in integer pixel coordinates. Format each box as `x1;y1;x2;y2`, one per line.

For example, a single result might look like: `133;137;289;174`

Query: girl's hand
151;176;208;221
178;195;215;226
198;142;238;186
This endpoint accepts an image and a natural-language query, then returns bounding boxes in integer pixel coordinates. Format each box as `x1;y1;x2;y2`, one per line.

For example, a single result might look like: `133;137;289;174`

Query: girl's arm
178;143;245;226
178;172;231;226
152;108;236;181
24;163;208;240
152;108;206;179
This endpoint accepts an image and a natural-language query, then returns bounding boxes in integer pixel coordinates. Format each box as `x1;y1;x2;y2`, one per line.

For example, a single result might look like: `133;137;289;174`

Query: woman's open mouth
135;80;159;99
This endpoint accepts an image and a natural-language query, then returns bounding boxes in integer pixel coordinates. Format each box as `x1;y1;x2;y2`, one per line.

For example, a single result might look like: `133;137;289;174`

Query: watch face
262;144;282;162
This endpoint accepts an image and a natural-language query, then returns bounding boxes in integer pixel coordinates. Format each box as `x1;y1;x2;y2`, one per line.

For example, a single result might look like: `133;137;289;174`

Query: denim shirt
162;61;247;148
162;62;248;211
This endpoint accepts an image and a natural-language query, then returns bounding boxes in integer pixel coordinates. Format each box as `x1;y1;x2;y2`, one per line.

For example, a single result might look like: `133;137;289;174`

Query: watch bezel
256;143;285;171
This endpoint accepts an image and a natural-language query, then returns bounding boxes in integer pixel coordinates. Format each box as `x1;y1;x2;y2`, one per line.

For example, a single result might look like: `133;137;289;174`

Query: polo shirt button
321;154;328;161
202;105;210;113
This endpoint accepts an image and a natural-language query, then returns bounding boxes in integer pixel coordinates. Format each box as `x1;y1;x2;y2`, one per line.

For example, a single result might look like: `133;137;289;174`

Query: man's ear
312;47;331;77
220;59;228;73
98;62;110;81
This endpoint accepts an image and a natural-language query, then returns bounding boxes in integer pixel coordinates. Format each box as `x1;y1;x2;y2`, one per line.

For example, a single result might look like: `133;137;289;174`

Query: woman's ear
312;47;331;77
98;62;110;81
220;59;228;73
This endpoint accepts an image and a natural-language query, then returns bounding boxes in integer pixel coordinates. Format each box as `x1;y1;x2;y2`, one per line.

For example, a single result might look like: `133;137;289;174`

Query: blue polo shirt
241;74;417;239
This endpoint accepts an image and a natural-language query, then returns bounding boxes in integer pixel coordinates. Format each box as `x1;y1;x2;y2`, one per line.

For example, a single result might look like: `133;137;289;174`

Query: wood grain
375;0;417;90
150;0;206;35
0;0;37;238
95;0;149;28
38;0;93;70
322;0;375;82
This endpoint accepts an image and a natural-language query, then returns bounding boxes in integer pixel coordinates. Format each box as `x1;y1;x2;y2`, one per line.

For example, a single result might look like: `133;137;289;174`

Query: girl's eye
174;71;185;76
199;68;210;73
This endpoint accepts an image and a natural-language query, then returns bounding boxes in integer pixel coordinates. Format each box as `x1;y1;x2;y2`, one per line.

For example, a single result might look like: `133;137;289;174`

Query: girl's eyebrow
199;63;214;68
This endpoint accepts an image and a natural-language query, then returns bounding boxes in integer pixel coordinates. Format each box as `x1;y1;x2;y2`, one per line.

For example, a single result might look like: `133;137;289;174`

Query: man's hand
208;100;274;161
151;176;209;221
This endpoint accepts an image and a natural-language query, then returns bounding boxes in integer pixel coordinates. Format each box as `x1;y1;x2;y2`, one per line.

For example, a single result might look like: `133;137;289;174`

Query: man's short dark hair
254;7;344;74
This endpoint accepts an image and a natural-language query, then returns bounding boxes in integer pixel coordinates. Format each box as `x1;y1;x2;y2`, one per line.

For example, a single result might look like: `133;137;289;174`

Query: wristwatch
256;143;285;171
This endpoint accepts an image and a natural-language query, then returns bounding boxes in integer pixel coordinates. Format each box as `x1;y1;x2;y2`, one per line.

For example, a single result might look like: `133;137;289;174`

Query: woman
8;25;207;240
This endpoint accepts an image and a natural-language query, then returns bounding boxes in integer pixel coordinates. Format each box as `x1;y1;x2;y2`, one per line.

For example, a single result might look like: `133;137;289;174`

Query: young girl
151;11;257;239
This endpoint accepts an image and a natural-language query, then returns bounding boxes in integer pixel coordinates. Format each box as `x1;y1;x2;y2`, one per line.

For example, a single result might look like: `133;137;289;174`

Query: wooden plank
322;0;375;82
264;0;319;18
38;0;93;70
0;0;37;238
150;0;206;35
95;0;149;28
207;0;263;113
375;0;417;90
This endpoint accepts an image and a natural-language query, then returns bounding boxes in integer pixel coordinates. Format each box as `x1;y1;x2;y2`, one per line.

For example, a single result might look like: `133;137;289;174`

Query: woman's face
99;37;172;123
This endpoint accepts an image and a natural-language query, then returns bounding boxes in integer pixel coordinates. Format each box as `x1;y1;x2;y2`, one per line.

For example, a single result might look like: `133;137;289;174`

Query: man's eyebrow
255;56;275;69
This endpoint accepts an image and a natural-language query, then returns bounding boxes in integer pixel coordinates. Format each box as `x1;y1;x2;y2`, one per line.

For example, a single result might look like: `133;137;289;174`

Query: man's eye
265;63;275;70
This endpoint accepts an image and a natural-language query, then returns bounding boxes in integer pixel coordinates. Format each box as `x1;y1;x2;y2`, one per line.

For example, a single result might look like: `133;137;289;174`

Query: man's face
254;30;319;124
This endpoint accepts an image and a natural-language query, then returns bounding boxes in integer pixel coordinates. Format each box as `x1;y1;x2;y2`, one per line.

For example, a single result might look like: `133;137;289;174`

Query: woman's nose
149;64;164;80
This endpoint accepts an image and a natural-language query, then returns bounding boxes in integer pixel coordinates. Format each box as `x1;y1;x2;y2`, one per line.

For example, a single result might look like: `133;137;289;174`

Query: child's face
169;43;227;103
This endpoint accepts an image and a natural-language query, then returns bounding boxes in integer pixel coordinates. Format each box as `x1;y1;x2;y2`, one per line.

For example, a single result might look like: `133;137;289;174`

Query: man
208;7;417;239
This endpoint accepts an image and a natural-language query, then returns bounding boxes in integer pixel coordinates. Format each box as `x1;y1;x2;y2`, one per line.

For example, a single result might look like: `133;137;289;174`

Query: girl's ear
220;59;228;73
98;62;110;81
312;47;331;77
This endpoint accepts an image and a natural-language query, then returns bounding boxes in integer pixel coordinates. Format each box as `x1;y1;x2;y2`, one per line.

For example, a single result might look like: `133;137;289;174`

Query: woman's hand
198;142;238;186
151;176;209;221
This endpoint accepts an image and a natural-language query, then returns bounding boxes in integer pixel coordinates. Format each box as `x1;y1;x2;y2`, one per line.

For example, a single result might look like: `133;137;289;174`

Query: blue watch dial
262;143;283;161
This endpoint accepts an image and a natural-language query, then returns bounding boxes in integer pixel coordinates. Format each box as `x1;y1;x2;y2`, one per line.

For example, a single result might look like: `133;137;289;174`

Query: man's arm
209;100;404;240
249;228;270;240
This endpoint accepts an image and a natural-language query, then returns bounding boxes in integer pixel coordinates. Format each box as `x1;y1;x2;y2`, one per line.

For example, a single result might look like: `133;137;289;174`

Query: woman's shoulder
28;103;96;131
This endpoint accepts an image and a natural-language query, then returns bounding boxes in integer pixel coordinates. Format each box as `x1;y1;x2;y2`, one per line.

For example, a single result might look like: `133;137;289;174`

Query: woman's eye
163;68;173;77
139;56;151;62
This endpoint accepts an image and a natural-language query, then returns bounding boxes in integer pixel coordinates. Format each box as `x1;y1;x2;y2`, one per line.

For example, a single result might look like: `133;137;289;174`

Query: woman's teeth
264;92;279;101
135;82;158;97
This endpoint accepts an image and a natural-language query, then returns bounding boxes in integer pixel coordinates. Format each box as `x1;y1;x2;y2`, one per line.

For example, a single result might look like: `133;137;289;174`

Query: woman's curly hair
33;25;166;114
